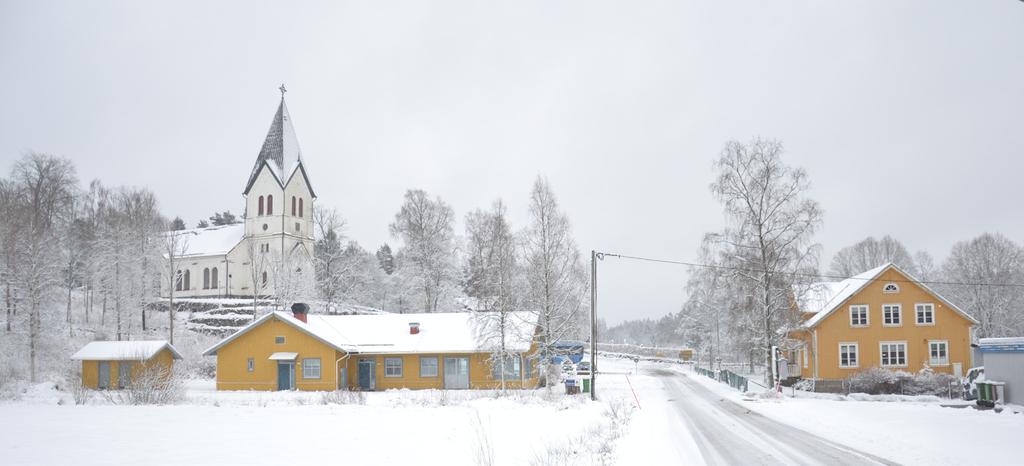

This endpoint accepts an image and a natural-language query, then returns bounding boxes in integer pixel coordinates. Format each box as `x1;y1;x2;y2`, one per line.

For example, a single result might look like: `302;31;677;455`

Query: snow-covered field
0;379;626;466
4;357;1022;465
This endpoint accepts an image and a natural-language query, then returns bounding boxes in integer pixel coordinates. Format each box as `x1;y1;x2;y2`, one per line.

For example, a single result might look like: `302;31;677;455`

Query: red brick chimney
409;322;420;335
291;303;309;323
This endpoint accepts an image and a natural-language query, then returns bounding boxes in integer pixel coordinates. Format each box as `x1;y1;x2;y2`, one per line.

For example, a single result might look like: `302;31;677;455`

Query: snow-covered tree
522;177;588;383
244;236;271;321
161;220;189;344
208;211;239;226
709;138;823;384
389;189;459;313
6;153;78;381
940;233;1024;338
830;235;917;277
464;201;525;391
313;206;348;312
375;243;395;275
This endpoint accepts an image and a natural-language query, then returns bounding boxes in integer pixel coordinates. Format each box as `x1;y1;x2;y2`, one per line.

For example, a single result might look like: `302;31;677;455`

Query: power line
596;252;1024;289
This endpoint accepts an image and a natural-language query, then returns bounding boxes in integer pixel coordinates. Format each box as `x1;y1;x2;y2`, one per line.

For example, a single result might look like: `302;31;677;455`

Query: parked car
577;361;594;375
963;366;985;400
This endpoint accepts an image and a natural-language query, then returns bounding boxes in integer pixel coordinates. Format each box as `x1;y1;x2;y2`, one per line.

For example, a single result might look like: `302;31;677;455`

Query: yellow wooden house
71;340;182;389
788;263;977;381
203;306;542;391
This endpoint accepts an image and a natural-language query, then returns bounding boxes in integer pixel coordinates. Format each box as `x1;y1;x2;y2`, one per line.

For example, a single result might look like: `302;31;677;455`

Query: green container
582;377;591;393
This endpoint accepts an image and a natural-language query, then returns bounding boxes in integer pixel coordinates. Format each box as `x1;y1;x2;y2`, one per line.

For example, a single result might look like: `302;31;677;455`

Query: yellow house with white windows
788;263;977;381
203;305;542;391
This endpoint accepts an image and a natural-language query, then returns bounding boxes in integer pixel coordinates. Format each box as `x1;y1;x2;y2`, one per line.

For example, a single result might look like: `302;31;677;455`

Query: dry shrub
319;390;366;406
849;367;957;396
103;362;185;405
470;411;494;466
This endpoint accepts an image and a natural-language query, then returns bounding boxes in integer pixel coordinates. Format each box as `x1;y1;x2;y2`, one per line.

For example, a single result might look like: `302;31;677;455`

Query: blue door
277;362;294;390
358;359;375;390
97;362;110;389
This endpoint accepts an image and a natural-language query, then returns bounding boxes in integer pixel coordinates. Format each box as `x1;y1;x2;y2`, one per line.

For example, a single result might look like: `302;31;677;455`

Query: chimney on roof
291;303;309;323
409;322;420;335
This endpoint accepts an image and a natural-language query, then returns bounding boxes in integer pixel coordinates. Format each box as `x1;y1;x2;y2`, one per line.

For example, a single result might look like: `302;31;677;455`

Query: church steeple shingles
243;91;311;196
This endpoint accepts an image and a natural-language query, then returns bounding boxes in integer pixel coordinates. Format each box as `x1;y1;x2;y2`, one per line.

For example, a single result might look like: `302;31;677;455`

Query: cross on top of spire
279;84;287;98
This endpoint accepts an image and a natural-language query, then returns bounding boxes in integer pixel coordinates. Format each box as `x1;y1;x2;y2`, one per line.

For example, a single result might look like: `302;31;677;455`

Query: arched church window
184;270;191;291
258;196;264;216
211;268;219;289
261;271;268;287
267;195;274;215
291;196;296;216
299;198;304;218
203;268;210;290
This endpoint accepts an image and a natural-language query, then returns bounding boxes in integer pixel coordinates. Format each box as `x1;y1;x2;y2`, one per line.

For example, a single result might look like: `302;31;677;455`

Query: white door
444;357;470;389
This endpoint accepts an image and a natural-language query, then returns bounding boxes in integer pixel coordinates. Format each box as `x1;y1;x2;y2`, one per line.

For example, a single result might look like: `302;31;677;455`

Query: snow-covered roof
800;264;889;327
979;337;1024;353
71;340;183;361
243;96;314;196
799;263;977;328
268;352;298;361
164;224;244;258
204;311;539;356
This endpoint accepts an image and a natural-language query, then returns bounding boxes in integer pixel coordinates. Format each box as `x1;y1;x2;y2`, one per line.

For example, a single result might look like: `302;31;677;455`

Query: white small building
978;337;1024;405
163;89;315;300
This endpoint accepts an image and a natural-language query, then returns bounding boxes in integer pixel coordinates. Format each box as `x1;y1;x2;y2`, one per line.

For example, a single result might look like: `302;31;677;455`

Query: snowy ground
3;357;1022;465
0;380;620;466
612;358;1024;465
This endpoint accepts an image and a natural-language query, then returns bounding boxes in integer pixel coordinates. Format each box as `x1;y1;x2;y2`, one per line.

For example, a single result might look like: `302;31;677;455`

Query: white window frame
247;357;254;372
883;283;900;294
275;336;285;344
882;304;902;327
928;340;949;366
849;305;869;327
802;347;809;369
384;357;403;378
915;303;936;326
419;356;439;378
879;341;908;368
302;358;321;379
838;342;859;369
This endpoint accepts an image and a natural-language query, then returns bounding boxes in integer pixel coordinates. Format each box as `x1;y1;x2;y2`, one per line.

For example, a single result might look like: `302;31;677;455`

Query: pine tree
376;243;395;275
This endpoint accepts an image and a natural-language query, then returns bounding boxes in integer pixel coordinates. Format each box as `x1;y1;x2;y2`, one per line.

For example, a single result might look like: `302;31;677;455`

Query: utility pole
590;250;598;401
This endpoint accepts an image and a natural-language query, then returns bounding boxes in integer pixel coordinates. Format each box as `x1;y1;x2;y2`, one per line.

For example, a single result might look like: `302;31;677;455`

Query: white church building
162;90;315;299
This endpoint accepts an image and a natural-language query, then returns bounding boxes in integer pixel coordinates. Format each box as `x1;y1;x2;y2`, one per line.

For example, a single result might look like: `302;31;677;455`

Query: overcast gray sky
2;1;1023;325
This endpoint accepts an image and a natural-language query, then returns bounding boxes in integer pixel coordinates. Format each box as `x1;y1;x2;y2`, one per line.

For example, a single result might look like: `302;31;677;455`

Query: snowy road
653;368;895;466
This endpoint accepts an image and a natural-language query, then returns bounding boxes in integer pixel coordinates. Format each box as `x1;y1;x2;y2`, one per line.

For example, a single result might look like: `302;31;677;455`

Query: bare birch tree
245;237;271;321
522;177;588;384
940;233;1024;338
7;153;78;382
466;200;525;391
389;190;458;313
830;235;917;277
161;223;189;344
709;138;822;385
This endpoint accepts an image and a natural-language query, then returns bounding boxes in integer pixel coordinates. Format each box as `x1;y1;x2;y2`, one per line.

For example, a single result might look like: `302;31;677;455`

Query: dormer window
882;283;899;294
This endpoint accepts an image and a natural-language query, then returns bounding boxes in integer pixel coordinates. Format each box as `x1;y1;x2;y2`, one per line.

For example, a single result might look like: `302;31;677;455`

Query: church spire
243;86;310;195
